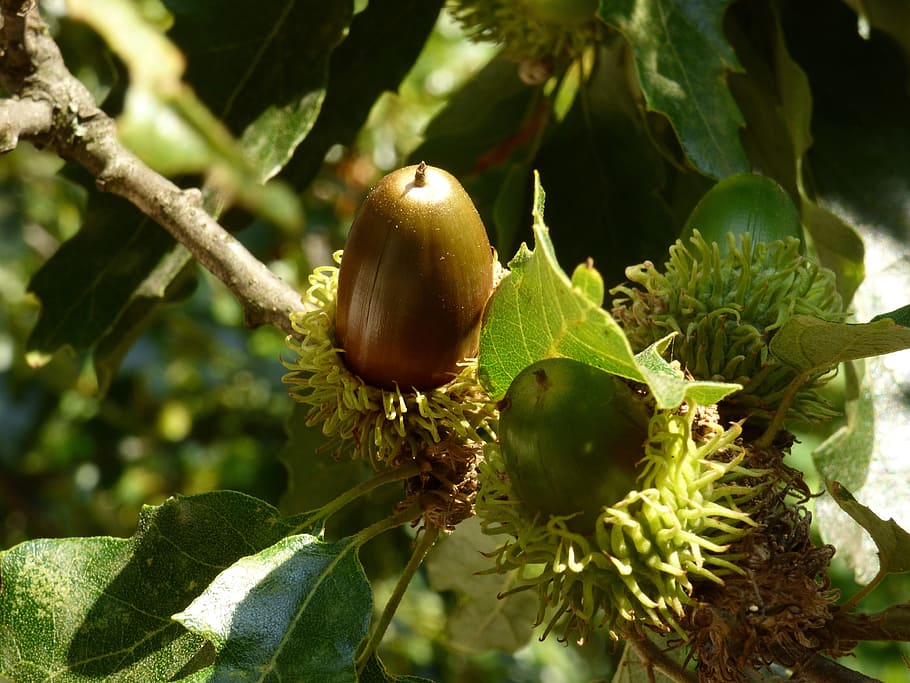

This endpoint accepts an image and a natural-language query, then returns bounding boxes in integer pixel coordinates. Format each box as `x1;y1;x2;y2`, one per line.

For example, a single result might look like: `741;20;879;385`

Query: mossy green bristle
476;404;772;641
610;231;844;424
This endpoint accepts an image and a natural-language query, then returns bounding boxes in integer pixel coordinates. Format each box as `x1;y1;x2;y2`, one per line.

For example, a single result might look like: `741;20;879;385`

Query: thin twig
0;2;304;333
355;523;440;673
625;633;697;683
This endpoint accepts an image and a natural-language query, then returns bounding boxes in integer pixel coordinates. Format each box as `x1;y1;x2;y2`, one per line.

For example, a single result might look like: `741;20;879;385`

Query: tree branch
0;0;304;333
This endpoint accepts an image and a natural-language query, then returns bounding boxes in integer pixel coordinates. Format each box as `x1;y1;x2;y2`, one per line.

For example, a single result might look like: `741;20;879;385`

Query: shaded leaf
769;314;910;372
26;186;177;362
424;517;537;654
600;0;749;179
410;58;543;257
532;40;678;287
173;535;370;683
784;2;910;245
287;0;445;189
0;492;300;682
812;361;874;492
871;304;910;326
478;174;741;410
161;0;351;141
828;481;910;576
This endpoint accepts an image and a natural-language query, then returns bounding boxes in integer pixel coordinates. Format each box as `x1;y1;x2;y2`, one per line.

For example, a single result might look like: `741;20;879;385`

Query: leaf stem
291;462;421;535
755;370;809;449
838;567;887;614
355;523;440;672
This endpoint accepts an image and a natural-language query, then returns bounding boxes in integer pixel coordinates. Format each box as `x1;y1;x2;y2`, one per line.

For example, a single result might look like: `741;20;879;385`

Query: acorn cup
283;163;498;502
450;0;605;64
610;174;845;426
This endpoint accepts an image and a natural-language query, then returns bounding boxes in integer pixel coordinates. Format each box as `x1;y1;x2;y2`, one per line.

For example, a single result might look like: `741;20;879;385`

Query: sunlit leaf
769;314;910;372
571;259;605;307
0;492;300;682
173;535;370;683
479;174;742;410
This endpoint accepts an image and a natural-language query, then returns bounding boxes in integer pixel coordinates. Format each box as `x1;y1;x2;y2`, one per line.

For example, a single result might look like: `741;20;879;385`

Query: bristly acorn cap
449;0;606;64
476;402;778;642
610;231;845;425
283;253;497;467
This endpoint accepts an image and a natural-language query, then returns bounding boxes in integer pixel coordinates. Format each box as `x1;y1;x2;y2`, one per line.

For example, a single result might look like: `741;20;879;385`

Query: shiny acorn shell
682;173;803;252
335;163;493;390
499;357;650;531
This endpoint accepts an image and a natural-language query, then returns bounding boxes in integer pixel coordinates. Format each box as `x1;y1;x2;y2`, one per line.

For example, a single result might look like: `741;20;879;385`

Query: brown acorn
335;162;494;389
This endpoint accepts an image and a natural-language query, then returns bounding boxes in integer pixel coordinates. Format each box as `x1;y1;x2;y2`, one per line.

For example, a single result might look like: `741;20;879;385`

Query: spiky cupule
610;232;844;423
282;252;497;467
448;0;606;64
476;404;771;642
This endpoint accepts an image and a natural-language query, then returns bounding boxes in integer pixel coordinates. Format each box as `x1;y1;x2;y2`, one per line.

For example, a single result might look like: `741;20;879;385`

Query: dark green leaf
162;0;352;141
784;2;910;245
26;188;178;362
828;481;910;576
532;41;678;286
601;0;749;179
871;304;910;326
173;535;370;683
0;492;299;682
287;0;444;189
769;314;910;372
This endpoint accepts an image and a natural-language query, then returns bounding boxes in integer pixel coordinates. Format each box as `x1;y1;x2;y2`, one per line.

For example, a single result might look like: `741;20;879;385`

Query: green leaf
812;361;874;492
571;259;605;307
424;517;537;654
286;0;445;189
769;314;910;372
479;174;742;410
173;535;370;683
634;336;742;408
828;481;910;576
871;304;910;326
477;214;640;399
26;187;178;362
532;40;678;287
0;492;299;682
600;0;749;179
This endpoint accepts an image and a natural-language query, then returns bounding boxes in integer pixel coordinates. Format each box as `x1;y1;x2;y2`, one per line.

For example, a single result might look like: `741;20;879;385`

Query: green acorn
498;357;650;530
610;231;844;425
449;0;605;64
478;394;776;641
